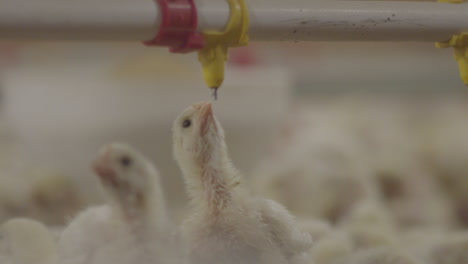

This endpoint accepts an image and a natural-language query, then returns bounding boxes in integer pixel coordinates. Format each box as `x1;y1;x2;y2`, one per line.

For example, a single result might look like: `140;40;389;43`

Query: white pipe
248;0;468;42
0;0;230;41
0;0;159;41
0;0;467;42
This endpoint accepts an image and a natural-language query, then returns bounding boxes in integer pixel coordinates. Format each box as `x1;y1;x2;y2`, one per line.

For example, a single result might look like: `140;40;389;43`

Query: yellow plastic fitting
436;0;468;85
436;34;468;85
197;0;250;90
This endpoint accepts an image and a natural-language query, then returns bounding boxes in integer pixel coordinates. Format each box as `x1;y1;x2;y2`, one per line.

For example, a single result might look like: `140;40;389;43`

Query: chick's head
172;101;225;171
92;143;157;207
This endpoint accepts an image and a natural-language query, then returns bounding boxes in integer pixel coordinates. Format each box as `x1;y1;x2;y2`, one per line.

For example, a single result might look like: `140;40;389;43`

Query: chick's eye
120;156;132;167
182;119;192;128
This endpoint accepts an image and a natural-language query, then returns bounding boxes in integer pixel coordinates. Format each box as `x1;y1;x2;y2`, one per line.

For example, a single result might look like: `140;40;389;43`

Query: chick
339;200;395;230
0;218;57;264
173;102;312;264
334;246;423;264
252;110;377;224
296;218;332;242
58;143;180;264
0;167;81;226
355;105;455;229
338;200;398;250
28;171;82;226
252;135;376;224
372;163;455;229
408;232;468;264
310;231;353;264
429;233;468;264
400;228;446;263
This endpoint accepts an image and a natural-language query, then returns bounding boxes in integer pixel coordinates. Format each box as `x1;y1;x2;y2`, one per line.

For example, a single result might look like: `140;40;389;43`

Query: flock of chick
0;99;467;264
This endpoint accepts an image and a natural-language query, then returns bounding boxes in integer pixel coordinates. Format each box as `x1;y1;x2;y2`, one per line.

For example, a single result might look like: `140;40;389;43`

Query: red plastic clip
144;0;205;53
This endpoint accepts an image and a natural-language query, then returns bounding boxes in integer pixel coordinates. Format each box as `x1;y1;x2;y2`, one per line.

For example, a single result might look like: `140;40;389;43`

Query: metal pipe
0;0;159;41
0;0;467;42
248;0;468;42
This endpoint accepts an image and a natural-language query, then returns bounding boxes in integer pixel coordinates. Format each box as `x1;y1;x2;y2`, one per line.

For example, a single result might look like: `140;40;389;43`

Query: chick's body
182;175;312;264
185;196;287;264
58;205;126;264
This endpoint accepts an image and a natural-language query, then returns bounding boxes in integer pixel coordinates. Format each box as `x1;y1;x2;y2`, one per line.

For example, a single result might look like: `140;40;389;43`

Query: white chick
399;228;446;263
296;218;332;242
0;166;81;226
338;200;398;250
334;246;423;264
344;226;398;251
173;102;312;264
372;163;455;229
251;109;378;224
407;232;468;264
353;103;456;229
28;172;82;226
58;143;180;264
429;233;468;264
310;231;353;264
252;136;376;224
339;200;396;233
0;218;57;264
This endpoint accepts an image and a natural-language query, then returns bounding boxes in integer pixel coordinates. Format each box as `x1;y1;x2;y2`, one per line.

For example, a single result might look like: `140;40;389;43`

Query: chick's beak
92;148;117;185
197;102;216;136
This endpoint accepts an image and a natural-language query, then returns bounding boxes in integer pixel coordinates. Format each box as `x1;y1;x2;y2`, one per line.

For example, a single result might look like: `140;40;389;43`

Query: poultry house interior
1;1;468;263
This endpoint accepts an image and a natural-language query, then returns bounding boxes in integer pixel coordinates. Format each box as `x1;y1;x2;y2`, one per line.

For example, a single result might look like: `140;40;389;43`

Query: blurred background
0;37;467;233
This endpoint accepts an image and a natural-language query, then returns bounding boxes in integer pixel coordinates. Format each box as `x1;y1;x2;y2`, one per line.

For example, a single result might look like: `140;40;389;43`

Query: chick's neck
114;180;169;236
183;144;240;213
